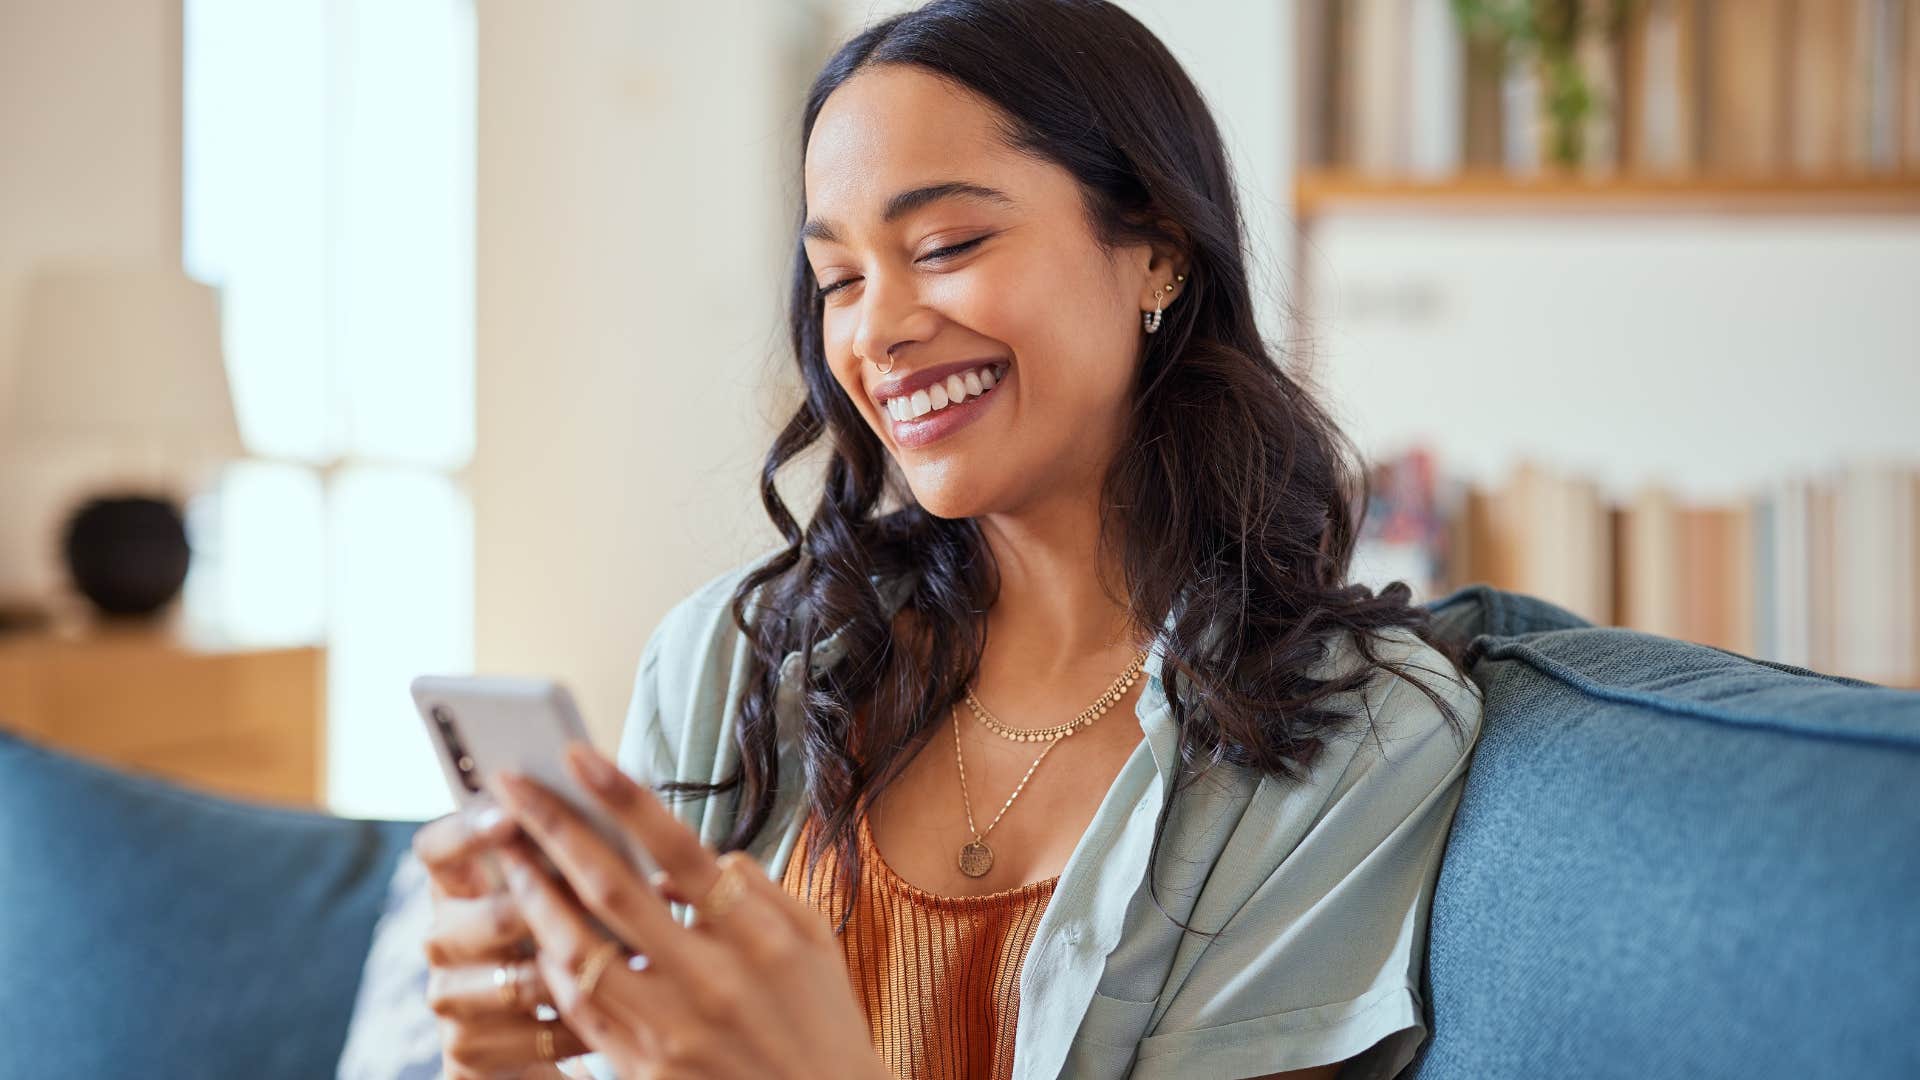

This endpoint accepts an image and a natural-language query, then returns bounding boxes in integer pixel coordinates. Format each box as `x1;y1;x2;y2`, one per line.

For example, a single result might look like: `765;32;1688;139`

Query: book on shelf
1356;449;1920;688
1704;0;1790;175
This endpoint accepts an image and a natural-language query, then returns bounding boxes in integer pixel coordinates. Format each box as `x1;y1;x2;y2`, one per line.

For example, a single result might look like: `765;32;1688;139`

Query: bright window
182;0;475;819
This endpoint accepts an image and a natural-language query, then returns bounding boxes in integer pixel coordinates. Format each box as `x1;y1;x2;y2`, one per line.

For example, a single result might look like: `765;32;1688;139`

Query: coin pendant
958;839;994;877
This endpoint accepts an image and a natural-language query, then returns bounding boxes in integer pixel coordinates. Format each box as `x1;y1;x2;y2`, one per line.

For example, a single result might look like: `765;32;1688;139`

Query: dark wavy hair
661;0;1472;938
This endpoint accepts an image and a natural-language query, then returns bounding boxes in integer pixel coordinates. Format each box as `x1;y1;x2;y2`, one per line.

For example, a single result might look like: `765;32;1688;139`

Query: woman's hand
487;742;891;1080
413;802;594;1078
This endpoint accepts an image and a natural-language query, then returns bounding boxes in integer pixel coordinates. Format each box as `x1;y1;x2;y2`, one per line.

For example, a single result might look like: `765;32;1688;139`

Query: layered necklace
952;650;1147;877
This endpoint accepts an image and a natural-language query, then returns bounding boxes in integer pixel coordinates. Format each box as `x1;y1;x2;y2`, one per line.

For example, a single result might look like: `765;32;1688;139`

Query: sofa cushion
1409;589;1920;1079
0;728;419;1079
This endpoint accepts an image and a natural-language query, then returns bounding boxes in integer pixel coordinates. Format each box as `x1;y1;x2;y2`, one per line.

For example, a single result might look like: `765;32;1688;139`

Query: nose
850;266;935;371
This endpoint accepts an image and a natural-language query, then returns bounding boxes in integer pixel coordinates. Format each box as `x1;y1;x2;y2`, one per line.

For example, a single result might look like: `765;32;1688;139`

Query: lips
884;364;1011;451
870;358;1010;410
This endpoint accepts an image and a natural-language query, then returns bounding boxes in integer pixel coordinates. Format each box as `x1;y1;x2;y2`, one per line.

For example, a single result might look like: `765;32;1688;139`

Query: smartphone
410;675;667;899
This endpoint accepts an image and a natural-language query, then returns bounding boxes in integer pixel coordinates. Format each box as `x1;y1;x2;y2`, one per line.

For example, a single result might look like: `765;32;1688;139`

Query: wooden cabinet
0;629;325;808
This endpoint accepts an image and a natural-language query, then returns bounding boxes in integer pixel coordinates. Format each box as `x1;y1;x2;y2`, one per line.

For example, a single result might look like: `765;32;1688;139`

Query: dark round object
61;495;191;618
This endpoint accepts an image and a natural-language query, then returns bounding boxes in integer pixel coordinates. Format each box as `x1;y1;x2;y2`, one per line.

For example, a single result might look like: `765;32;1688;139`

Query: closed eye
814;235;989;301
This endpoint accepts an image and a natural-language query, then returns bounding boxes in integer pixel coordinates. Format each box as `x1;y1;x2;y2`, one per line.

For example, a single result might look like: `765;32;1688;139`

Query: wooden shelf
1294;170;1920;219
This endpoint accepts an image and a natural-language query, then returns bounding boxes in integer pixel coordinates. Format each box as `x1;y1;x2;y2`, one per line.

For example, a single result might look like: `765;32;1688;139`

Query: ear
1138;243;1190;311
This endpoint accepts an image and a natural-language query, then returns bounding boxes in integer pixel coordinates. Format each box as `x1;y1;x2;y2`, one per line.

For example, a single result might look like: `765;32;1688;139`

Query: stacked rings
493;961;528;1009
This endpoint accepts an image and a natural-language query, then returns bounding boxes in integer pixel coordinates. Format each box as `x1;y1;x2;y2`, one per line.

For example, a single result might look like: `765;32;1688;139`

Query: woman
414;1;1482;1077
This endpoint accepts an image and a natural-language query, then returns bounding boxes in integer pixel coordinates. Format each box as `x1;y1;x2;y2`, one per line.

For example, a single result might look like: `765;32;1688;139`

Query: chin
897;465;1007;520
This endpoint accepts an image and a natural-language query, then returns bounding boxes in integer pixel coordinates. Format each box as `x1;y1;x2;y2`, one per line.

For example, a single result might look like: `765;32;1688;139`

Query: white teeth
886;362;1006;421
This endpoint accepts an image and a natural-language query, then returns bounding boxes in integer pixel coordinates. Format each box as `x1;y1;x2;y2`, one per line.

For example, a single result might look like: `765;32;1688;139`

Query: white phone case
410;674;666;887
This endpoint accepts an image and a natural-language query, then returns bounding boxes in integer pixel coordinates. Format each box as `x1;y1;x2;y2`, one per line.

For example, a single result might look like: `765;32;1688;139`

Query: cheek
960;254;1133;404
820;318;876;415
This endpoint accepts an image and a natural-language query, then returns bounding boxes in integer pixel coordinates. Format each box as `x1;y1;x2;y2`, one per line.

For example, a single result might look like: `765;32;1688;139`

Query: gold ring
693;856;749;923
536;1021;556;1061
574;938;623;1001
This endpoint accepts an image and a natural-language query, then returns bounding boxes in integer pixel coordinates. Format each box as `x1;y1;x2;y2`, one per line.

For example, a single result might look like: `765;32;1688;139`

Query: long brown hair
661;0;1471;939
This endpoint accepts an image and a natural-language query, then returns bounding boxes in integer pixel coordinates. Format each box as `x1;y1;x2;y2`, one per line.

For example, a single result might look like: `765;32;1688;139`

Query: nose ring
874;351;895;375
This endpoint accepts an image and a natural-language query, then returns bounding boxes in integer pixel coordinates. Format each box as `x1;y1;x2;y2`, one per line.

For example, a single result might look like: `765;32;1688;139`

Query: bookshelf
1299;3;1920;692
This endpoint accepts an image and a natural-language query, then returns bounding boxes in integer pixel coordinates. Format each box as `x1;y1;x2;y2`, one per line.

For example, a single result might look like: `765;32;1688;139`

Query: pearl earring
1143;273;1185;334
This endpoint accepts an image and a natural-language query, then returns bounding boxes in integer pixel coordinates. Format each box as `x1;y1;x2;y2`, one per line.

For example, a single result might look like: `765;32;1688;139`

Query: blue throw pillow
1407;598;1920;1080
0;728;419;1079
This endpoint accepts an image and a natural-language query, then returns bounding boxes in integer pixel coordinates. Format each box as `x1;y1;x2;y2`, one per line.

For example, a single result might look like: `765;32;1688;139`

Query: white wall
1303;212;1920;501
0;0;183;601
472;0;835;747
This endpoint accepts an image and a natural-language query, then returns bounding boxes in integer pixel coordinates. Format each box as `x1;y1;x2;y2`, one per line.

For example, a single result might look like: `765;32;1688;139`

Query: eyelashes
814;235;989;302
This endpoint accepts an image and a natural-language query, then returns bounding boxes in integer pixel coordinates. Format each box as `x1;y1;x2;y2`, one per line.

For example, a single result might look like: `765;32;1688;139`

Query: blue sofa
2;584;1915;1078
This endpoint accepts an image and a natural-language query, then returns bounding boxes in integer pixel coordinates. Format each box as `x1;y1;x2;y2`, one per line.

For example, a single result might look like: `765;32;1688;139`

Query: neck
975;486;1147;682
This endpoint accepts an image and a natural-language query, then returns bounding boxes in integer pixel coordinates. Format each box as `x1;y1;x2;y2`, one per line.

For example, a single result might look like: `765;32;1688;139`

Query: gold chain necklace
952;651;1148;878
963;650;1146;742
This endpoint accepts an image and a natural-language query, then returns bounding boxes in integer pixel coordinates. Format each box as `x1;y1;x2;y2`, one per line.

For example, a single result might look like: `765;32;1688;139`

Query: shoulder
642;549;783;680
1321;623;1483;760
1134;628;1486;1063
616;549;783;776
1243;624;1484;828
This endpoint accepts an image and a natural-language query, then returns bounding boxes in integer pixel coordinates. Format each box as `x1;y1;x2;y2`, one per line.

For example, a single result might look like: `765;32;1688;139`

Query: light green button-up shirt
584;556;1483;1080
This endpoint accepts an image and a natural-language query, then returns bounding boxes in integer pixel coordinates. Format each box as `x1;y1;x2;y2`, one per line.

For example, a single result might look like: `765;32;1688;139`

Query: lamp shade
4;260;245;464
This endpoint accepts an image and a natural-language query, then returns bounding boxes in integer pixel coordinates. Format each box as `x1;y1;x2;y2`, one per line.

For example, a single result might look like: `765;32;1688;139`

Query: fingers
560;742;725;922
492;768;685;965
413;804;522;899
558;744;821;961
424;891;535;969
712;849;838;950
438;1013;591;1079
427;956;553;1021
495;837;691;1031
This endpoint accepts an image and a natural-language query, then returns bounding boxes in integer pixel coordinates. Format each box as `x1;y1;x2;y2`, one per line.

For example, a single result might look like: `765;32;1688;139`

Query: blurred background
0;0;1913;822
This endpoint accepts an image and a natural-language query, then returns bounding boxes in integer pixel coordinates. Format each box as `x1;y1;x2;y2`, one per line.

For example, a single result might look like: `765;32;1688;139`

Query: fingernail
467;805;505;833
570;743;618;791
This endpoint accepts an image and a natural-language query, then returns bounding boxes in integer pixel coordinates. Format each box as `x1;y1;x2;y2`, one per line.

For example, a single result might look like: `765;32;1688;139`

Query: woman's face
802;63;1174;519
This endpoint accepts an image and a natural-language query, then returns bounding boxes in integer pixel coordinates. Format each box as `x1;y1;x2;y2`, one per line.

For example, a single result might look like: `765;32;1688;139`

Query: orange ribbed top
780;810;1059;1080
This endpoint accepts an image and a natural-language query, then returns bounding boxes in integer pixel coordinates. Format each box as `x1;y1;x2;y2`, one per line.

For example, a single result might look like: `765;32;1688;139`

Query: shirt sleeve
1129;656;1485;1080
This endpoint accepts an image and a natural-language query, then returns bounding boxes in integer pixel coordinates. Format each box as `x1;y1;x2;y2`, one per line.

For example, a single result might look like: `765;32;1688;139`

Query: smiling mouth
882;361;1010;422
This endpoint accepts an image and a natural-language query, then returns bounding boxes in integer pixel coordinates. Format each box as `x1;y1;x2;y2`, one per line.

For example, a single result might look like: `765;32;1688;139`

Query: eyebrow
801;181;1017;244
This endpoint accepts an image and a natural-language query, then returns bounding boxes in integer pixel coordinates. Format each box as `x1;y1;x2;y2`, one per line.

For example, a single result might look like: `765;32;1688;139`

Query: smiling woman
420;2;1483;1079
